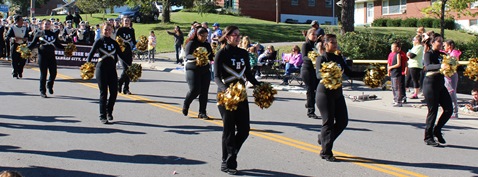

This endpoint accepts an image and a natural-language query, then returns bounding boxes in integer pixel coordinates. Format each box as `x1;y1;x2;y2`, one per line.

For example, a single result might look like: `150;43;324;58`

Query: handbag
179;46;186;60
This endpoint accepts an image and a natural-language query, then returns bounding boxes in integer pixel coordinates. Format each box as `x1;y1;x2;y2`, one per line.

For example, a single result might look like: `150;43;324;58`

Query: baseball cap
310;20;318;26
212;23;219;27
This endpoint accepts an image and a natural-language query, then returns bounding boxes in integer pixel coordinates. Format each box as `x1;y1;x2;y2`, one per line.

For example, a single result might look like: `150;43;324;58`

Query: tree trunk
162;0;171;23
440;0;447;38
341;0;355;34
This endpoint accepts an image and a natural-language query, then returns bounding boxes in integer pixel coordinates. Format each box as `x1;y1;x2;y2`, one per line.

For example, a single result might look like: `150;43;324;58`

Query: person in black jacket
0;20;5;59
182;26;214;119
116;17;136;95
301;28;320;119
167;26;184;64
86;22;125;124
316;34;353;162
6;15;28;79
214;25;261;175
422;33;452;146
73;11;83;28
28;20;65;98
65;11;73;22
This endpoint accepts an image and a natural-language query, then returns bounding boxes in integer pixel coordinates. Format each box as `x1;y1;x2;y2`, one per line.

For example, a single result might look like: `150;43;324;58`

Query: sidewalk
138;52;478;126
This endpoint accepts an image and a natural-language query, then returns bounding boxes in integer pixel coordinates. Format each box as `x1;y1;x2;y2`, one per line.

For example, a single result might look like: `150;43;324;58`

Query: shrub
401;18;418;27
386;18;402;27
456;36;478;60
372;18;387;27
417;18;435;28
337;31;414;60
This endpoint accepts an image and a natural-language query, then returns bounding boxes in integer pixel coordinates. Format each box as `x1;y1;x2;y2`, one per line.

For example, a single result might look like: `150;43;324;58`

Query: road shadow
0;145;206;165
0;114;79;123
251;120;372;133
115;121;222;135
337;155;478;175
0;133;8;137
0;91;37;97
0;122;145;135
238;168;309;177
349;118;477;131
446;144;478;151
133;79;187;84
0;165;116;177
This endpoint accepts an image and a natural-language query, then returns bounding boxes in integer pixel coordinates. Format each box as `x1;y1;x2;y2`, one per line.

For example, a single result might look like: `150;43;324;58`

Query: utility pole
30;0;35;17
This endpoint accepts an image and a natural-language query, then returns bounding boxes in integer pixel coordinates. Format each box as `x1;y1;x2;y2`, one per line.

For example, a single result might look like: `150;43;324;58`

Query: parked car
153;1;184;13
119;6;159;23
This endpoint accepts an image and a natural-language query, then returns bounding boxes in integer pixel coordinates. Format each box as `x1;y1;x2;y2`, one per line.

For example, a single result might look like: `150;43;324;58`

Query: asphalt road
1;60;477;177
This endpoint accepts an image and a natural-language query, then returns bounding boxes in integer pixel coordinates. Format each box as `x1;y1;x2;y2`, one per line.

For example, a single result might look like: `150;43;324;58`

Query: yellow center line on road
29;67;427;177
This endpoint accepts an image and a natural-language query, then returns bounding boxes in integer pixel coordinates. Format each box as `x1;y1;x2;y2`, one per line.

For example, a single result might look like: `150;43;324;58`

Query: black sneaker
107;114;114;121
307;114;319;119
425;139;439;147
48;87;54;94
221;168;238;175
123;90;132;95
434;132;446;144
100;116;108;124
198;113;210;120
40;93;47;98
321;155;337;162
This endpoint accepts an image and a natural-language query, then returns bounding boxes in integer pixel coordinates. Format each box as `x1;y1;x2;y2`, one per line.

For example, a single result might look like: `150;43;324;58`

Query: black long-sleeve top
423;49;443;72
116;27;136;47
0;26;5;43
167;31;184;46
301;40;315;69
184;40;213;70
6;25;28;45
28;30;64;51
86;37;124;64
214;44;260;92
316;52;353;82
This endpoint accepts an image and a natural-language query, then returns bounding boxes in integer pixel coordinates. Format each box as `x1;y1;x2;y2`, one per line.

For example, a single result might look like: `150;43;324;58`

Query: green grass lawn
38;12;477;53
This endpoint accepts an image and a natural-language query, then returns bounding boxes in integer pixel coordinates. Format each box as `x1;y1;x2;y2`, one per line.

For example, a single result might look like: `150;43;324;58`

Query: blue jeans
175;44;182;63
283;63;300;82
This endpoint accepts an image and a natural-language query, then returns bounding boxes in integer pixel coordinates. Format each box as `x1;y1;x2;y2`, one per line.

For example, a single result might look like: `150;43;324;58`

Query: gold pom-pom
193;47;210;67
16;44;31;59
334;50;341;56
64;43;77;57
363;63;387;88
464;58;478;81
116;36;126;52
307;50;319;65
440;55;458;78
253;82;278;109
319;61;343;90
126;63;142;82
80;62;95;80
136;35;148;52
217;82;247;111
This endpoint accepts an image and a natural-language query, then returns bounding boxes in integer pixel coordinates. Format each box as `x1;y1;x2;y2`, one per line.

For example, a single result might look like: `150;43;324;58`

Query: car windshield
125;7;139;11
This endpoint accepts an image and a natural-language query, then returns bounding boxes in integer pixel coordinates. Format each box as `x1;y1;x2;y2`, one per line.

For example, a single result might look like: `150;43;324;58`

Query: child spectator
398;43;409;103
464;88;478;112
388;42;403;107
148;31;157;63
248;46;260;78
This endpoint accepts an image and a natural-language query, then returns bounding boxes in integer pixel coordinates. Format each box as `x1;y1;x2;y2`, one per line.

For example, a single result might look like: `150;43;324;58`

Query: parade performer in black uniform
86;22;125;124
28;20;65;98
422;33;452;146
301;28;320;119
214;26;261;175
182;26;214;119
6;16;28;79
0;20;5;59
62;20;76;43
116;17;136;95
75;21;90;45
316;34;353;162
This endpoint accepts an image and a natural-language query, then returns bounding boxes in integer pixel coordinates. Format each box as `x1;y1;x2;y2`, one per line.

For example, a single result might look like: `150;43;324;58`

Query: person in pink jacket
281;45;303;85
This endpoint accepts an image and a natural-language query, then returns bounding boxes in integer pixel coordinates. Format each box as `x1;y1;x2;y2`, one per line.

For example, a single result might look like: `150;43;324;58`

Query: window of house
292;0;299;6
308;0;315;7
382;0;406;15
325;0;333;8
471;1;478;9
470;19;478;26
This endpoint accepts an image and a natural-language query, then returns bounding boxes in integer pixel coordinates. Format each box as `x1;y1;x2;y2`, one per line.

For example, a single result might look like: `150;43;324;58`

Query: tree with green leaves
422;0;478;38
7;0;49;16
76;0;126;20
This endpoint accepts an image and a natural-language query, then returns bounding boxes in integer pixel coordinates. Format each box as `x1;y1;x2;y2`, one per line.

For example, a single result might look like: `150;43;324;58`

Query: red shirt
399;51;408;75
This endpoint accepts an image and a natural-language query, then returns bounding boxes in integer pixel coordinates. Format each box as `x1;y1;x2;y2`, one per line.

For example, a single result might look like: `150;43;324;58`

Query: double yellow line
31;67;427;177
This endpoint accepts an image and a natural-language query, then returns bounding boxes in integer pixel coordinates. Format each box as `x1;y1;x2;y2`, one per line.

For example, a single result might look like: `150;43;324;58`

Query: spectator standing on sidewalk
65;11;73;23
167;26;184;64
73;11;83;28
443;40;461;118
422;33;452;147
387;42;403;107
406;34;424;99
148;31;157;63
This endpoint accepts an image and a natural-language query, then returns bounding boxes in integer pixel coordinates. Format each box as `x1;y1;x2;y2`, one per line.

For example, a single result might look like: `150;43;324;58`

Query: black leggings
38;49;57;93
218;100;250;169
409;68;422;89
118;44;133;91
316;85;348;158
423;74;452;141
301;64;318;115
96;63;118;117
184;64;211;114
11;43;26;77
